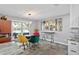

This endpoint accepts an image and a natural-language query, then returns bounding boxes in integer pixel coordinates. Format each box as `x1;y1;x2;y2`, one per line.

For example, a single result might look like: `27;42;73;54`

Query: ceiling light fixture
28;13;31;15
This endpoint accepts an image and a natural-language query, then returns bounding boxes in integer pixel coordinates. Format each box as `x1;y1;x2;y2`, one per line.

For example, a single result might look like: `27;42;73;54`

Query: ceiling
0;4;70;20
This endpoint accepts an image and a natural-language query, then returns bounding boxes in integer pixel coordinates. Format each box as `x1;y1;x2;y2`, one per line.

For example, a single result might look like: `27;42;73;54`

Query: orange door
0;20;11;33
0;20;11;43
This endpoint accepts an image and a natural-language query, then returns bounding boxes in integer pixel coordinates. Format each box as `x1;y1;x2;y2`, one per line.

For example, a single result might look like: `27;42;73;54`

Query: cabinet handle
71;50;77;53
71;43;76;45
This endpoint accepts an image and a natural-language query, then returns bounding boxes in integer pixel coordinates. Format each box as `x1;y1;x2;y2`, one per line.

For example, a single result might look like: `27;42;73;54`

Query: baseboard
54;41;68;46
40;38;68;46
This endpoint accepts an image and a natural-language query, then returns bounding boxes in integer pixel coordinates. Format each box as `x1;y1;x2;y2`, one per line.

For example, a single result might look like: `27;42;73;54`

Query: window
12;21;21;33
42;18;62;31
54;18;62;31
12;20;32;38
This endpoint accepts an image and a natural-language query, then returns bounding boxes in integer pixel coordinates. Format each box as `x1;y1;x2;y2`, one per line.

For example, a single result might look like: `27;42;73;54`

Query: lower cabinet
68;40;79;55
0;38;11;43
0;20;11;43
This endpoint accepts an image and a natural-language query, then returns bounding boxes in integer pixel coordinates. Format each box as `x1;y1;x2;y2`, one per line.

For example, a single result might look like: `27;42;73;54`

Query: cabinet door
0;38;11;43
68;40;79;55
70;5;79;27
0;20;3;33
0;20;11;33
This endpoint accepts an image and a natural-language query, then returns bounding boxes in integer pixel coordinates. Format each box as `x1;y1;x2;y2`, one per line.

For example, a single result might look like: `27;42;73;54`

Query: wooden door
0;20;11;33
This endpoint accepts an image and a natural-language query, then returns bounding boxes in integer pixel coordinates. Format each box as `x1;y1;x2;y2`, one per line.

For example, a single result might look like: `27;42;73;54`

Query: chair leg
29;42;30;47
23;43;25;50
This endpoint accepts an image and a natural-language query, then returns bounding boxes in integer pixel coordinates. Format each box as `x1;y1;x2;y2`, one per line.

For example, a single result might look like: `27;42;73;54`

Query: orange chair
17;34;29;50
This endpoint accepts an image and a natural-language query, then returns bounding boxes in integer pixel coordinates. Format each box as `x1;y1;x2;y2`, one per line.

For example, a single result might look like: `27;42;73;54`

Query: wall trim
40;38;68;46
54;41;68;46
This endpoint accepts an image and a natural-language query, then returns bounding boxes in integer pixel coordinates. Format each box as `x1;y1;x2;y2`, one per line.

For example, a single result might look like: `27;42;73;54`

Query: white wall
30;20;41;35
37;14;70;45
39;14;70;45
26;14;70;46
54;14;70;45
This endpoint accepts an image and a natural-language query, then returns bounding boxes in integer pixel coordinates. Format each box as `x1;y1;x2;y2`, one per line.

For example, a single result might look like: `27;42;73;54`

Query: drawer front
68;49;78;55
68;47;79;55
68;40;79;47
68;40;79;46
0;38;11;43
68;48;78;53
68;44;78;51
68;40;79;55
68;46;79;54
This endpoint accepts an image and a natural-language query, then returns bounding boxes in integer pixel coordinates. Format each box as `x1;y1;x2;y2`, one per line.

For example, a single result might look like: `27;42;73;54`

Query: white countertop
41;31;55;33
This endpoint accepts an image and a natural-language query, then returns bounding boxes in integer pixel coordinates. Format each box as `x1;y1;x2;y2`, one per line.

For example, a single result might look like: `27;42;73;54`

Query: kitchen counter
41;31;55;33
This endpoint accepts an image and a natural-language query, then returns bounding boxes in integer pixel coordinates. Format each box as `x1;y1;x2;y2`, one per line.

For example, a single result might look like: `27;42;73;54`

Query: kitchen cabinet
0;37;11;43
68;27;79;55
68;40;79;55
0;20;11;43
0;20;11;33
70;5;79;27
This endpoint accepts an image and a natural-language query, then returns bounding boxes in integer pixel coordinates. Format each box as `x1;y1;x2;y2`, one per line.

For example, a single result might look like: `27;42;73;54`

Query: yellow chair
17;34;29;50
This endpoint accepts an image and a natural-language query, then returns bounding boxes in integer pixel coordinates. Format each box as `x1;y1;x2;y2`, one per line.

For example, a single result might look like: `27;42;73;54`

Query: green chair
29;35;39;43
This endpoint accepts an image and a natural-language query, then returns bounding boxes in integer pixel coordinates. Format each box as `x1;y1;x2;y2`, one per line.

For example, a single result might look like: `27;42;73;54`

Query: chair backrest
29;35;39;43
17;34;29;44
